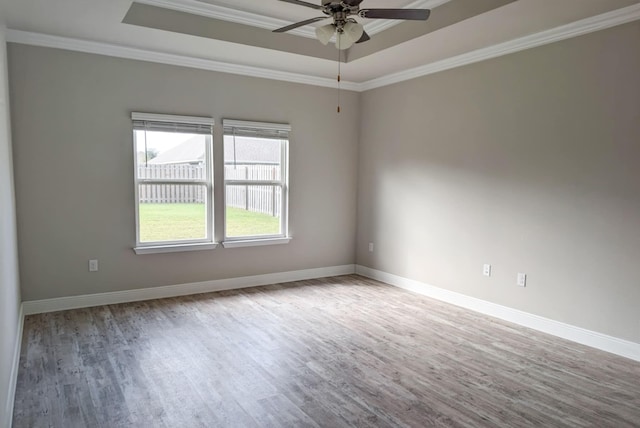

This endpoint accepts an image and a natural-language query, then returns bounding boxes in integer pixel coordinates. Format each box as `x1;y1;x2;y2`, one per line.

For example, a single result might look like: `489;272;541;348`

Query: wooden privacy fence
138;163;282;217
226;184;282;217
138;164;206;203
225;162;282;217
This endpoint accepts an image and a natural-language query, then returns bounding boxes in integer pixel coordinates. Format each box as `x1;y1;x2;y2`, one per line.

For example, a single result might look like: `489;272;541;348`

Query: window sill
134;242;218;255
222;237;292;249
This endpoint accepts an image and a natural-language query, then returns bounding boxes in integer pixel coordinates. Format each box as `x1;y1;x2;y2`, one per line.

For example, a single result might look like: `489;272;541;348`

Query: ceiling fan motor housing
321;0;364;5
273;0;429;47
322;1;359;15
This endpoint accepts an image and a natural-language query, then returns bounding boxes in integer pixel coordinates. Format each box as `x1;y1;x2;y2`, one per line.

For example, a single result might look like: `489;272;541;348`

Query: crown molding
360;3;640;91
134;0;445;39
5;30;361;91
6;4;640;93
135;0;317;38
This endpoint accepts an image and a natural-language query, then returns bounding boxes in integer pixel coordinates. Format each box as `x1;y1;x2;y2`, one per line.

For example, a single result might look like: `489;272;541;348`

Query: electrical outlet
368;243;374;252
483;264;491;277
517;272;526;287
89;259;99;272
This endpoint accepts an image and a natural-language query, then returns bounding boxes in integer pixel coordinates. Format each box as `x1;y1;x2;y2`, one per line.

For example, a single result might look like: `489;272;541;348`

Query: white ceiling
2;0;640;87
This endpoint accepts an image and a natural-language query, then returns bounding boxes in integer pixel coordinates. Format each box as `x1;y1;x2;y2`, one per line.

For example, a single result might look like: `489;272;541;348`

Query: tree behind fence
138;163;281;217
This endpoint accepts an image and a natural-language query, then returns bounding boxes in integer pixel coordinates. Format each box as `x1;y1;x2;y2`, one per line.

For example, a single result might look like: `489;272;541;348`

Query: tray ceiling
3;0;640;87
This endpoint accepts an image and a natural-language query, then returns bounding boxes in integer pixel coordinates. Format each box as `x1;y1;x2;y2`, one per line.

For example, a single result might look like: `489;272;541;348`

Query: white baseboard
5;303;24;428
356;265;640;362
22;264;356;315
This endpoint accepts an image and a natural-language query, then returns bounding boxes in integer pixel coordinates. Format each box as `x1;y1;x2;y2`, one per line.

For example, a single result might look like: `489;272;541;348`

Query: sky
134;130;195;153
135;130;281;157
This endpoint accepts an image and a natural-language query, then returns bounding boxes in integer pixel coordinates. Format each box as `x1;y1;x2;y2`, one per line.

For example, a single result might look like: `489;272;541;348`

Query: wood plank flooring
12;275;640;427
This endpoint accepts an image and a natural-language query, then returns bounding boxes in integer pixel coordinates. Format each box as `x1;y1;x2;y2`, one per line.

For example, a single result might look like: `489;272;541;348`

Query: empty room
1;0;640;426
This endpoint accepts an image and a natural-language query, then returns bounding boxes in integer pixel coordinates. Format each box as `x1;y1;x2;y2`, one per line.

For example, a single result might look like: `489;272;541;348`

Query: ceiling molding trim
134;0;319;39
360;3;640;91
363;0;450;35
5;30;362;91
134;0;445;39
6;4;639;94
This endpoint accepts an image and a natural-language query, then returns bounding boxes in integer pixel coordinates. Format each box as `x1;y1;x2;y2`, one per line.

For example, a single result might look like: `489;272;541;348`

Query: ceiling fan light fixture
315;24;335;45
335;33;353;50
344;21;364;42
335;21;363;50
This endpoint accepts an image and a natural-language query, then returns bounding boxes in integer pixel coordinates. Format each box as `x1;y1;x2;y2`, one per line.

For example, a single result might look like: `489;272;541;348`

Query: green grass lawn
225;206;280;237
139;203;279;242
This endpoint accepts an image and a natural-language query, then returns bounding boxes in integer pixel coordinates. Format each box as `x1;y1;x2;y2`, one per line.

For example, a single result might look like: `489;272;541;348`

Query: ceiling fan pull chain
337;40;341;113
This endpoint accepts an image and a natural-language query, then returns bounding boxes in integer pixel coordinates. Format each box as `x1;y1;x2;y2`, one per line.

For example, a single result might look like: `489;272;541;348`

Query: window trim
132;112;216;253
222;119;290;246
133;242;218;255
221;237;292;249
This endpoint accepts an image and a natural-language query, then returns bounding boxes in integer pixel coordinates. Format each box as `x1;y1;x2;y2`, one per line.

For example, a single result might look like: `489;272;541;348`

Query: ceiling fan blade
273;16;327;33
277;0;323;10
360;9;431;20
356;30;370;44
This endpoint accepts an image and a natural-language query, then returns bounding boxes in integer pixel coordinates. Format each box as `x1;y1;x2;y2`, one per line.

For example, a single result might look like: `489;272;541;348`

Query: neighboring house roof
224;139;280;164
148;136;204;165
148;136;281;165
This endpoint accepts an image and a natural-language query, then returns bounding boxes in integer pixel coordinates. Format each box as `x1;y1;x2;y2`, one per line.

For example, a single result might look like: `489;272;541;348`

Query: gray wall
6;19;640;349
0;25;22;428
8;44;359;301
357;22;640;343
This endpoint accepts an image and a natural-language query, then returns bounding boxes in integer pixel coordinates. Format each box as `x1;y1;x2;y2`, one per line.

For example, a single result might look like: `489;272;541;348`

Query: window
222;120;290;247
132;113;215;254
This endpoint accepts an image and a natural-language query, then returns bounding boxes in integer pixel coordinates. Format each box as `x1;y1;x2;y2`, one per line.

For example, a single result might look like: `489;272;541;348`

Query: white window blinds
223;119;290;139
132;112;213;135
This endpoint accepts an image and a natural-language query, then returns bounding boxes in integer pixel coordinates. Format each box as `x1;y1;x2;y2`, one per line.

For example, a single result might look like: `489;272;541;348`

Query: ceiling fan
273;0;431;50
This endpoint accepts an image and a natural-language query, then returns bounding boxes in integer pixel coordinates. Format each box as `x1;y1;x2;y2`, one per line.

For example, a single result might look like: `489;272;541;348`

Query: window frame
132;112;216;254
222;119;291;247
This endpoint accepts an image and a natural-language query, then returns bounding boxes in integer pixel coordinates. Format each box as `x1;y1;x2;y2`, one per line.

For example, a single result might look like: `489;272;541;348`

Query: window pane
138;184;207;242
136;131;207;181
226;185;282;237
224;136;281;181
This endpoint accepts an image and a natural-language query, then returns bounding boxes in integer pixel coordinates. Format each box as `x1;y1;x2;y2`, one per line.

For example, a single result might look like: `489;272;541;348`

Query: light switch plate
517;272;526;287
483;264;491;277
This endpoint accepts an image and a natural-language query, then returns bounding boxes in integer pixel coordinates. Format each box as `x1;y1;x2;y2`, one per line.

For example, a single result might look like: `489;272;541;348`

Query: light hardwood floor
12;275;640;427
